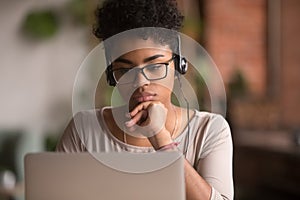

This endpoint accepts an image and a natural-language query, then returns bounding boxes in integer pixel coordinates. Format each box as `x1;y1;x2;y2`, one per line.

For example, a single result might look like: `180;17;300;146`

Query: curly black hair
93;0;184;51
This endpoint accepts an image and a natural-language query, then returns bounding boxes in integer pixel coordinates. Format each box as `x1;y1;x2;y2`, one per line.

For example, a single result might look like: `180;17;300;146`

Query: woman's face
110;38;176;111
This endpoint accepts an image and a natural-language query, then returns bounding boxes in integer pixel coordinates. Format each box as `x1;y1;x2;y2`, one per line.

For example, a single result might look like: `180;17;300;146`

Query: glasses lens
143;64;167;80
113;68;135;84
113;63;168;85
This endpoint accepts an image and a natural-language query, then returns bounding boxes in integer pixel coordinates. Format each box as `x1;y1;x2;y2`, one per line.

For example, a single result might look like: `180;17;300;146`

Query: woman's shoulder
191;110;231;144
192;110;228;127
72;107;110;121
68;108;112;133
191;111;232;159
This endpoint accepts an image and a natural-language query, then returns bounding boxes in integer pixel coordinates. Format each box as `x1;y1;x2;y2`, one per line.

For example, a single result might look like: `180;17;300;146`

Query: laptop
24;152;185;200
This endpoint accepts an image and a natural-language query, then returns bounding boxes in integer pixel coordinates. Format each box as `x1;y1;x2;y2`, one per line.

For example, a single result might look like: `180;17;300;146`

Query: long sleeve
196;115;234;200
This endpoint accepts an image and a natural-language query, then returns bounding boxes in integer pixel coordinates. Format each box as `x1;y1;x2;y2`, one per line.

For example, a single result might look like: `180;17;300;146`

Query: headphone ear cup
106;65;116;86
175;55;188;75
180;57;188;74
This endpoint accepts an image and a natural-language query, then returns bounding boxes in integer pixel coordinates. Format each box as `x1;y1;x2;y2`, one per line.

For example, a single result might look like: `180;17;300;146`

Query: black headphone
106;63;116;86
105;35;188;86
174;35;188;75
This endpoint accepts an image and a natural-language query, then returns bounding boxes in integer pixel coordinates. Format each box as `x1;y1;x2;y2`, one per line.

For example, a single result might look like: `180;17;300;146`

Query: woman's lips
133;93;156;103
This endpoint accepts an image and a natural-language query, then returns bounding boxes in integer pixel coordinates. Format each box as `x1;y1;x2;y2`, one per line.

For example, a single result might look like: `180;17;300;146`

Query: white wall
0;0;90;135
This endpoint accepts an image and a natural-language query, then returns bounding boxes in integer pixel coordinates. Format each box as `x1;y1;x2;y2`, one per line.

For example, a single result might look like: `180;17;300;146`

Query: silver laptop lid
25;152;185;200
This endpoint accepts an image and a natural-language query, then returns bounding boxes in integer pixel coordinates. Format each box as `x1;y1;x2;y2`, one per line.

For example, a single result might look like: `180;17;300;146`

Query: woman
56;0;234;199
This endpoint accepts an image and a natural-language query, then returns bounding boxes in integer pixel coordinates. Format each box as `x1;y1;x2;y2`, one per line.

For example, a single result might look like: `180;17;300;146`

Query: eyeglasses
112;56;175;85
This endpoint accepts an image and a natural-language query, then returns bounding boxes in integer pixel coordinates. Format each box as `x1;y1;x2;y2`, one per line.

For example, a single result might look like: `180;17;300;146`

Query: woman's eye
113;68;131;80
117;68;131;75
121;68;130;73
147;64;162;71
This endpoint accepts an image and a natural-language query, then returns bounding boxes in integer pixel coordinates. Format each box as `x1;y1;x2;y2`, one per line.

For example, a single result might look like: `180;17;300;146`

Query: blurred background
0;0;299;199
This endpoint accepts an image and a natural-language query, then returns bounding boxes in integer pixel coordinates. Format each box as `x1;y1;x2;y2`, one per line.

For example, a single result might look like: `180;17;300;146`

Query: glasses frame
112;56;175;85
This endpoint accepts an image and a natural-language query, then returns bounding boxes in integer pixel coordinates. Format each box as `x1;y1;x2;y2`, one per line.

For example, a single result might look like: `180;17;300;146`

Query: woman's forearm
184;159;211;200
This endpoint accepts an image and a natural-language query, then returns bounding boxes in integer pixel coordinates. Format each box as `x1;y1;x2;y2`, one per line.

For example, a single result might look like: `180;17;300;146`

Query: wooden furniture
234;130;300;199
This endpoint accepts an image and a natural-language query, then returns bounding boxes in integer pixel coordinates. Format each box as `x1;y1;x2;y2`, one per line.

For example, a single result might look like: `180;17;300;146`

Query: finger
125;111;146;127
125;110;148;127
129;102;150;117
129;101;163;117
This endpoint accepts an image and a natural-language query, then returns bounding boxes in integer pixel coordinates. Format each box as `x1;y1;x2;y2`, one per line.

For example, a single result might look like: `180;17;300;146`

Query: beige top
56;108;234;200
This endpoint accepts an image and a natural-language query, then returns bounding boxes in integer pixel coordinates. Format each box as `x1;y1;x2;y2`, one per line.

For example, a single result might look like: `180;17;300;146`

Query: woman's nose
132;70;150;87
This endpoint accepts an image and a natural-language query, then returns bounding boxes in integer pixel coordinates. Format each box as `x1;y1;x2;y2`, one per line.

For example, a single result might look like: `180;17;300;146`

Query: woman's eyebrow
114;58;133;65
114;54;165;65
143;54;165;63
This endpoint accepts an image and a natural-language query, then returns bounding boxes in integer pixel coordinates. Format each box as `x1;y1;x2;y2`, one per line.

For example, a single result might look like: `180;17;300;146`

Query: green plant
22;9;59;39
45;134;60;151
228;69;248;99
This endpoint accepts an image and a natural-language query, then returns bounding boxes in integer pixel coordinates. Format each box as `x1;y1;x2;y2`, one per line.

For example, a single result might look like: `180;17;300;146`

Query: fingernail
125;120;132;127
125;113;131;118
